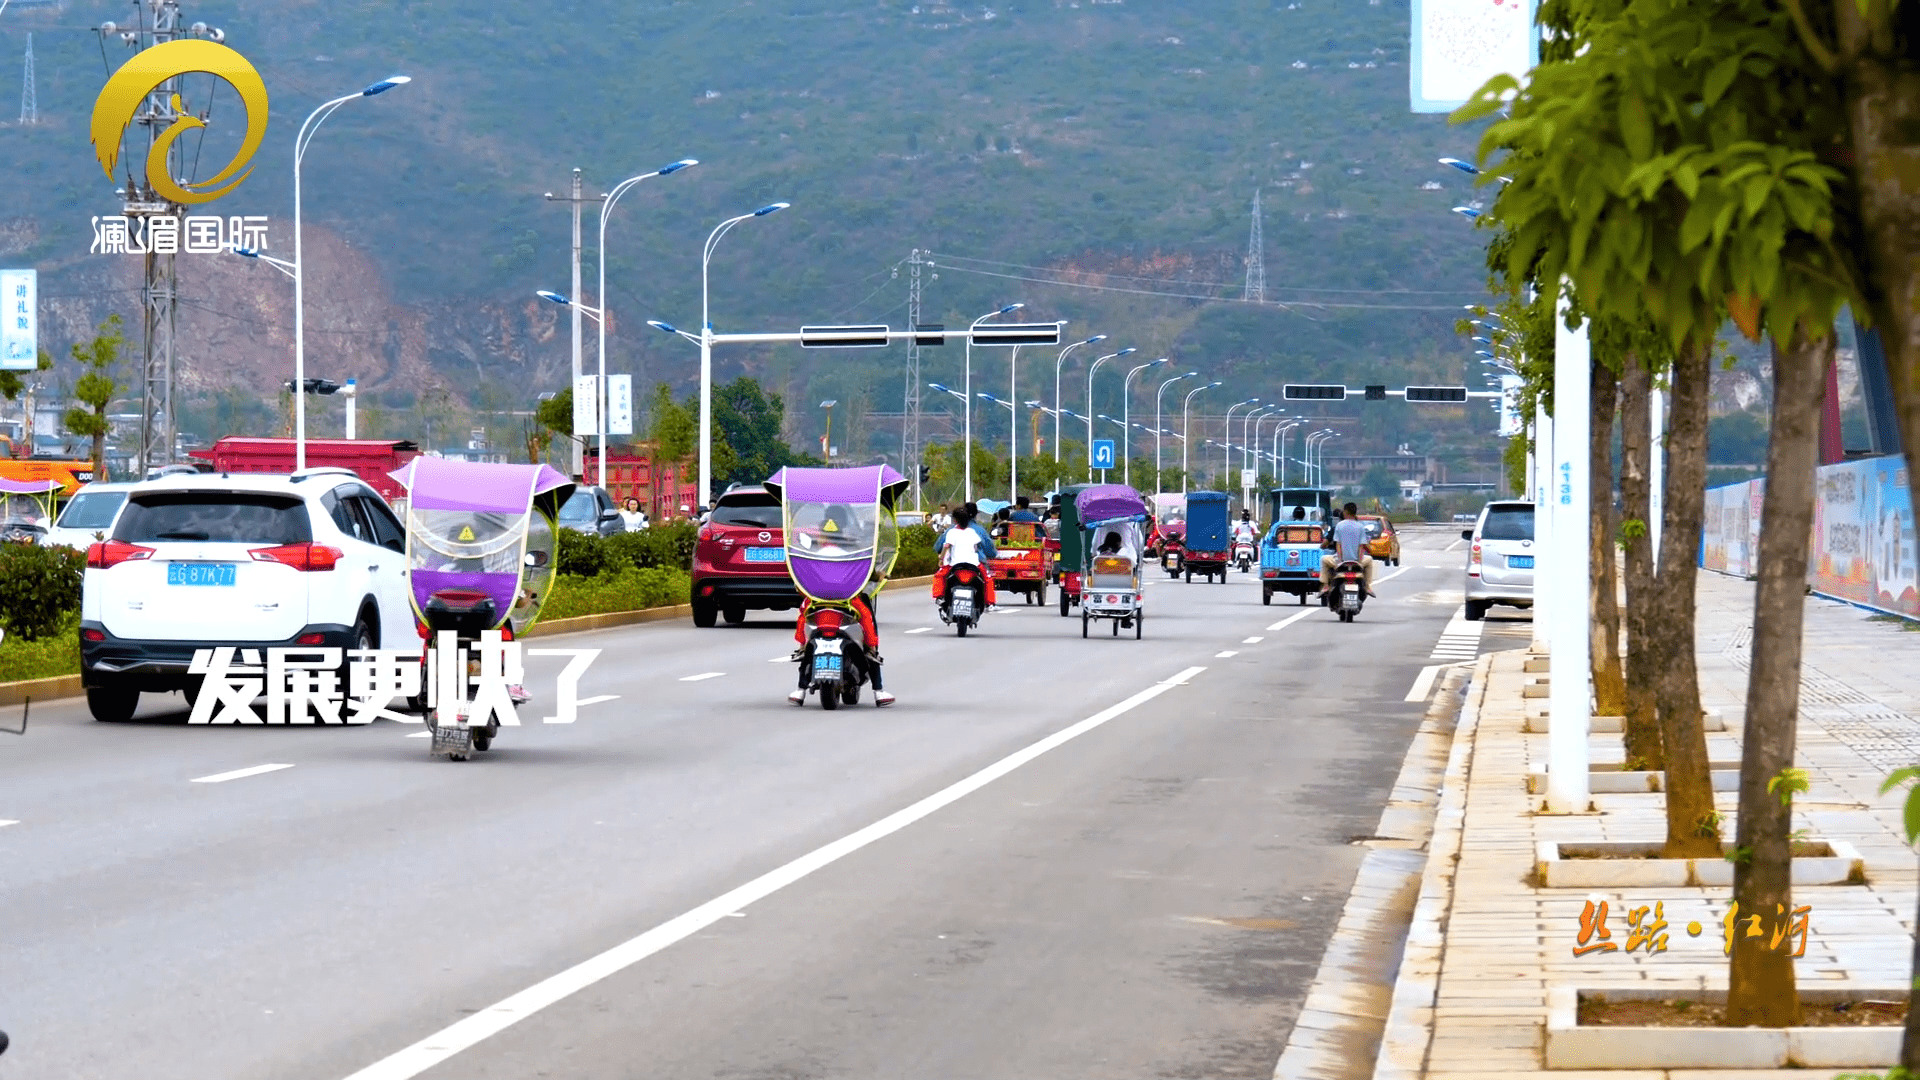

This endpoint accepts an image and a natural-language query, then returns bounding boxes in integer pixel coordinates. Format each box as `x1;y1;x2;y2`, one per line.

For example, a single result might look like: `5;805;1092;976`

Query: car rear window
711;493;781;529
116;492;311;544
57;490;127;530
558;490;600;524
1362;519;1386;537
1481;505;1534;541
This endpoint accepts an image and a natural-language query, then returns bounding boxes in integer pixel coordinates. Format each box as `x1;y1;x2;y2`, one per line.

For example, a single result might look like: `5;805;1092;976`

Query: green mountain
0;0;1503;469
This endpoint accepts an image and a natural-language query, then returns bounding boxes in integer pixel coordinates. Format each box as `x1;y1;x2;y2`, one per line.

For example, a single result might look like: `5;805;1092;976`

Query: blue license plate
745;547;785;563
1507;555;1534;569
167;563;236;586
812;654;842;679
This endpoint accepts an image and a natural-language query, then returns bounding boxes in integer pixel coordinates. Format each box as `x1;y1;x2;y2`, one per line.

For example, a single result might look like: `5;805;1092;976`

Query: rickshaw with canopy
767;464;905;709
0;478;61;545
1074;483;1150;639
392;457;573;759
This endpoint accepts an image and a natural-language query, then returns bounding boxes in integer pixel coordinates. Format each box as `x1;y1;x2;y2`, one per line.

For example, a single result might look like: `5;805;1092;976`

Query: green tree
646;382;696;462
1359;465;1399;501
712;376;803;488
62;316;124;480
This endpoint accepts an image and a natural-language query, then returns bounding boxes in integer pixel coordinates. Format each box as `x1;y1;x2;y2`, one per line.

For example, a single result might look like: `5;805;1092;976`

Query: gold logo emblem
91;39;269;205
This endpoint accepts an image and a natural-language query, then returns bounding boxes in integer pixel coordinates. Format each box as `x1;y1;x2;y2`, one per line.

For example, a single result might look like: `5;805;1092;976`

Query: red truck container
188;438;421;503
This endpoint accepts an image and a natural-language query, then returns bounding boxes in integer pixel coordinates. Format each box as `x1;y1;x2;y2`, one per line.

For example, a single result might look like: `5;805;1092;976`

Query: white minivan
43;481;137;550
80;469;418;722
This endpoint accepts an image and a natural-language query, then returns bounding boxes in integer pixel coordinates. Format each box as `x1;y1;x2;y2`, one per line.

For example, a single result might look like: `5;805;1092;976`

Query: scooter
941;563;987;637
1233;539;1256;573
420;589;516;759
793;604;878;709
1326;560;1367;622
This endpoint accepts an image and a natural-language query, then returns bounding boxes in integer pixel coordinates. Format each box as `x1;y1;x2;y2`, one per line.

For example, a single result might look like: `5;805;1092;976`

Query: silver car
1463;500;1535;621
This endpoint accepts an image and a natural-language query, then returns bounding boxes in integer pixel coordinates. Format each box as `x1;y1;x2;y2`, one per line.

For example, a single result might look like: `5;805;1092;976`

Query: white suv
80;469;419;722
1462;500;1536;621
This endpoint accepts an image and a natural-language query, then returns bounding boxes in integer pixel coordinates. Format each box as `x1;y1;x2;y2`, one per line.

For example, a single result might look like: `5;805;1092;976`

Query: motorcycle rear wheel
819;683;841;710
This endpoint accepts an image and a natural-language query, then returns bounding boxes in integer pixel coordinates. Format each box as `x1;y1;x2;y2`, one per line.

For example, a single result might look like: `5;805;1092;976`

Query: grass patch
0;612;80;683
1868;613;1920;631
542;567;691;621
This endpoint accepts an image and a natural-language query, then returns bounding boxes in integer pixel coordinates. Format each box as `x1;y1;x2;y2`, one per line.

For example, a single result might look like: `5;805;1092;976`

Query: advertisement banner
1711;453;1920;618
1;269;36;371
1410;0;1539;113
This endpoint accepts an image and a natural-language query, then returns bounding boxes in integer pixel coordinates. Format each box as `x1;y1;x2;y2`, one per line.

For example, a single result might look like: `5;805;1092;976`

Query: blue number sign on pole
1091;439;1116;470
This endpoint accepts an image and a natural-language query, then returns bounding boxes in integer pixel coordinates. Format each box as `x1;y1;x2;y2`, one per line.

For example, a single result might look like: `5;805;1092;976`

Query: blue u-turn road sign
1091;439;1116;470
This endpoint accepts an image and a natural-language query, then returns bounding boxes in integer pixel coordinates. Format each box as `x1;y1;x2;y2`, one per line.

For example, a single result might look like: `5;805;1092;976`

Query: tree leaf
1702;54;1742;105
1727;294;1763;340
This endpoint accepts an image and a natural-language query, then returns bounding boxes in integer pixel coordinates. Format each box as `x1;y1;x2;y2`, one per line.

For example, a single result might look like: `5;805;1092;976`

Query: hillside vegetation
0;0;1503;465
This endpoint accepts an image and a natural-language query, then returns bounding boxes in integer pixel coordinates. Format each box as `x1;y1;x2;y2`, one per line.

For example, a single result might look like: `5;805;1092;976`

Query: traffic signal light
1404;386;1469;402
1283;384;1347;400
1364;385;1387;401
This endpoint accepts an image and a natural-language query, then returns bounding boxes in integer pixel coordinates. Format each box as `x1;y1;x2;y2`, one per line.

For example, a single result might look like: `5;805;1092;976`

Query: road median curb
525;574;937;639
0;672;84;707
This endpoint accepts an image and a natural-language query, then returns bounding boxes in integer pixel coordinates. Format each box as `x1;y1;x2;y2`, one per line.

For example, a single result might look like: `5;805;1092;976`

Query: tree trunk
1828;11;1920;1066
1619;358;1664;771
1655;339;1720;858
1591;360;1627;717
1725;327;1829;1027
91;424;106;484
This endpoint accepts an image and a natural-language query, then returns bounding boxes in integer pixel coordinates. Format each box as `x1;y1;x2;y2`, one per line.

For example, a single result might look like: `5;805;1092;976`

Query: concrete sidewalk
1281;572;1920;1080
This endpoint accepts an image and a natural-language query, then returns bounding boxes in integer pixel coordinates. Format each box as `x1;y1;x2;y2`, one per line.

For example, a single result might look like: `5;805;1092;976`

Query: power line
930;251;1479;296
928;261;1469;313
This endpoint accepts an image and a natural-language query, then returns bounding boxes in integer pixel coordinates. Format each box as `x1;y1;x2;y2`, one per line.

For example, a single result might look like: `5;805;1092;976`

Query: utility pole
1244;188;1265;304
903;248;926;510
19;33;36;125
101;2;223;476
546;169;603;480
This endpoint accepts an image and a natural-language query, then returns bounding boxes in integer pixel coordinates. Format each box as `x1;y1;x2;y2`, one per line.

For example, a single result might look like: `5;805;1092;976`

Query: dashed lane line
1267;609;1316;632
337;663;1210;1080
904;627;932;635
678;672;726;682
1242;636;1264;644
191;763;295;784
1215;650;1239;658
575;695;619;708
0;820;18;828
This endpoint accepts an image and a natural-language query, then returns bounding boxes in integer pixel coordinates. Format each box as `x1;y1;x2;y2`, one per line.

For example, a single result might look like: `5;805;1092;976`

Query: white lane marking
574;695;619;708
0;819;18;828
1445;538;1463;552
1242;636;1264;644
405;732;430;739
1267;609;1316;632
904;627;932;635
337;665;1208;1080
1424;564;1442;569
678;672;725;682
1406;665;1441;702
1376;566;1410;585
1215;650;1239;658
191;763;294;784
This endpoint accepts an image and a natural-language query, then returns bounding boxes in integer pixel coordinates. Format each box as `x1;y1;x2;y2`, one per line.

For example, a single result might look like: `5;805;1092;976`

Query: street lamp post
965;303;1024;504
1221;399;1259;490
592;159;697;486
1242;405;1276;504
1154;371;1198;495
698;202;789;512
287;74;411;470
1084;348;1136;480
1180;382;1220;494
536;291;606;474
1274;420;1304;486
1252;410;1286;491
1052;334;1104;463
1120;357;1168;487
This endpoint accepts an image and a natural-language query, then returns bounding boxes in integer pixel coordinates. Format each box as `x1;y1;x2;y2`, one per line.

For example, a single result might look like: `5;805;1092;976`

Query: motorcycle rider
1320;500;1376;598
790;503;894;707
932;504;997;613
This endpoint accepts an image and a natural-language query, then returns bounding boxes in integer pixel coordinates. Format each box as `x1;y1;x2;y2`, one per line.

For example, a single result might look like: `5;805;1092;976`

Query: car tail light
87;540;154;569
249;542;342;571
699;524;715;542
81;627;106;642
296;632;327;645
1468;540;1482;576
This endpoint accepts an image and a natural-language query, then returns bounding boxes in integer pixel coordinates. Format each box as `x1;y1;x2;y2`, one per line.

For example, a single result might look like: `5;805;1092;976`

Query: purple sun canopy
390;457;572;513
1074;483;1150;528
0;479;64;495
763;464;908;507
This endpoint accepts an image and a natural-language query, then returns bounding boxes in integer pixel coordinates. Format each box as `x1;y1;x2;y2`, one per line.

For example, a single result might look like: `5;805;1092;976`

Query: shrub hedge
553;521;698;578
0;544;84;641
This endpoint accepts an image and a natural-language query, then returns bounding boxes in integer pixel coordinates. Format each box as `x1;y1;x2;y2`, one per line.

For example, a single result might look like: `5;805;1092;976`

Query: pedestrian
619;497;647;532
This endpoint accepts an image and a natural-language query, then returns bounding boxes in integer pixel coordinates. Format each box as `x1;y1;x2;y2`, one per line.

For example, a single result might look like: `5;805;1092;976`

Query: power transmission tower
100;3;227;474
1244;188;1265;304
19;34;35;125
903;248;926;510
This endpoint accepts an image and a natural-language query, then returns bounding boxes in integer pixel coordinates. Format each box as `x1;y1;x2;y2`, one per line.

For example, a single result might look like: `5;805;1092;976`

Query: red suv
691;485;801;626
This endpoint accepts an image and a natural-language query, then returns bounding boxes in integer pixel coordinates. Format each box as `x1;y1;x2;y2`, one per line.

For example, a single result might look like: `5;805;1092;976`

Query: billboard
0;269;36;371
1410;0;1540;113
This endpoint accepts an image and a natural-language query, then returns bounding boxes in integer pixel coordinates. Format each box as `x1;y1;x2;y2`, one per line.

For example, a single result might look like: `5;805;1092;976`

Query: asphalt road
0;525;1526;1080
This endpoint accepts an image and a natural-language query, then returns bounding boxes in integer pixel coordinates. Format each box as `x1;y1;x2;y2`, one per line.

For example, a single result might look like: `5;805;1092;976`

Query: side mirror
524;550;550;567
1461;529;1474;540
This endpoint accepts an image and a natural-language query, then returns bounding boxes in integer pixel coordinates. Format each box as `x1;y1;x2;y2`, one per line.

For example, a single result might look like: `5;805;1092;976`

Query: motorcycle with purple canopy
768;464;906;710
392;456;572;759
